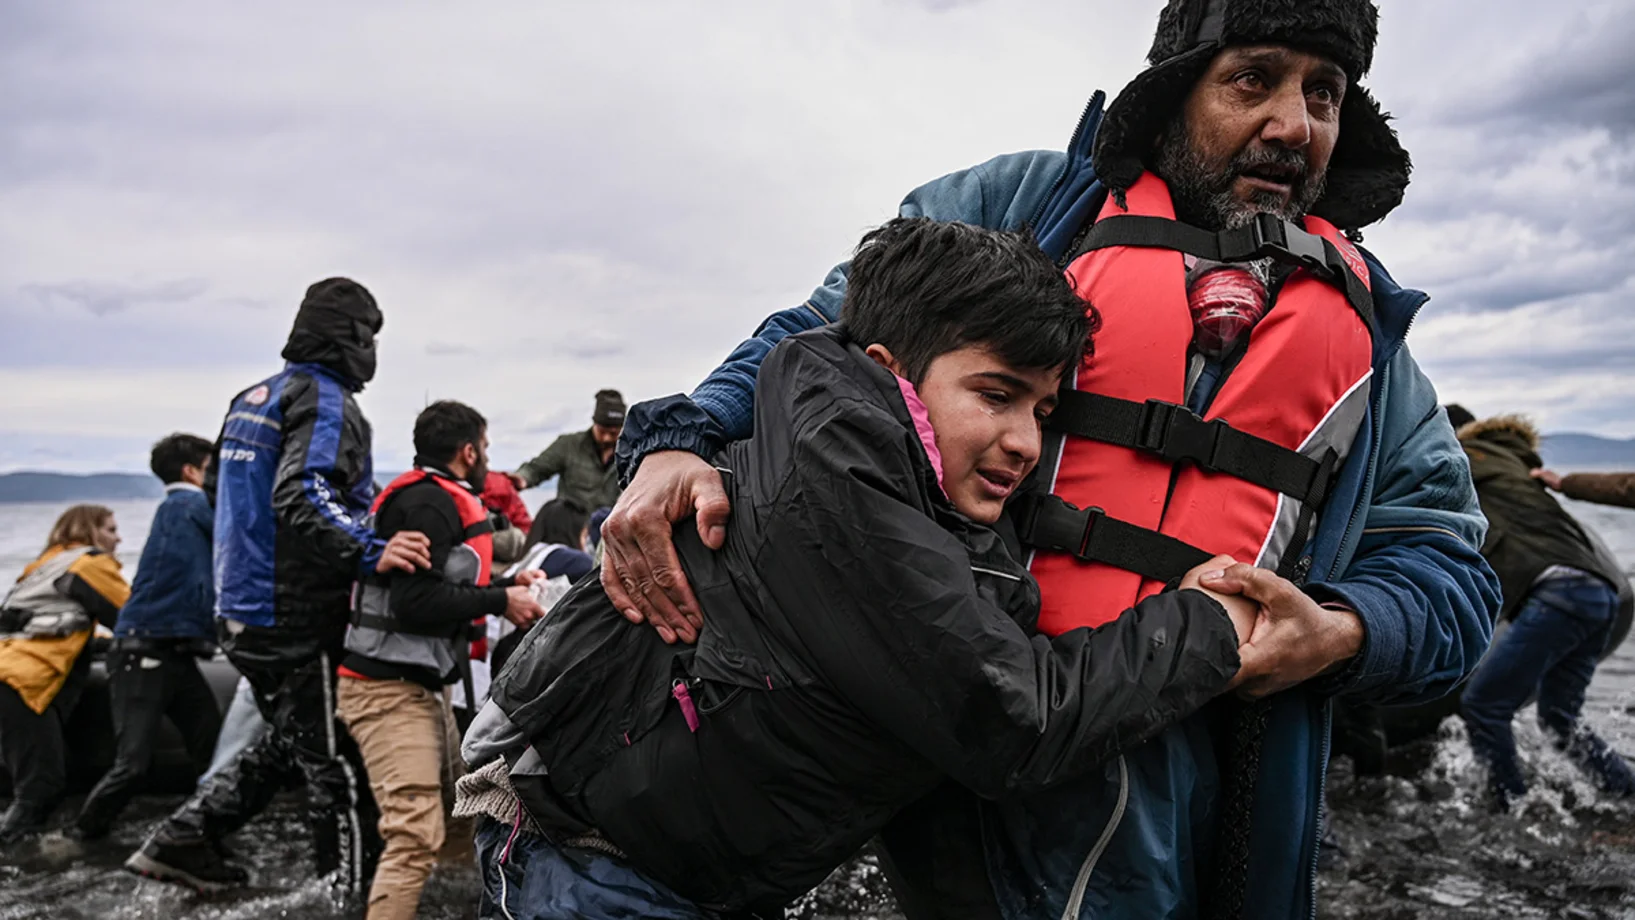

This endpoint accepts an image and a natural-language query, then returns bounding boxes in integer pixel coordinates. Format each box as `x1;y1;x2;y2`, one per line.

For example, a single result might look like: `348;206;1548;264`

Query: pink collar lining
894;375;945;493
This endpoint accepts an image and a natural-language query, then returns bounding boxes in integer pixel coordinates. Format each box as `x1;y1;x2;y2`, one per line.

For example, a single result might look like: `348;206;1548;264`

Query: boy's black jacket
483;325;1240;914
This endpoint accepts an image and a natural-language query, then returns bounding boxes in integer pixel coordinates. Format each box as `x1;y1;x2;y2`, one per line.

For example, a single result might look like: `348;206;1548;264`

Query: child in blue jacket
70;434;222;839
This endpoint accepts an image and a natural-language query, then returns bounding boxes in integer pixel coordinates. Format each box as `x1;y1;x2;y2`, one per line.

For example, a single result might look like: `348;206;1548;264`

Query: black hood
281;277;383;389
1091;0;1411;231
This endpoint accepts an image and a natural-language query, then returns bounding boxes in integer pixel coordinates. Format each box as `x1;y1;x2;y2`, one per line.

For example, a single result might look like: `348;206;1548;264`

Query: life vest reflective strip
1029;172;1374;634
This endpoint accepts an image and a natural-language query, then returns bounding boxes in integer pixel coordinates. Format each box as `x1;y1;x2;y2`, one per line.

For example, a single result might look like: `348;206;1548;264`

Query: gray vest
1;545;96;639
345;542;484;681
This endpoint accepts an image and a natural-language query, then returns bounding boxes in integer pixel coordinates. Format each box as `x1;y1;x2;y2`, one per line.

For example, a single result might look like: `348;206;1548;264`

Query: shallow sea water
2;495;1633;918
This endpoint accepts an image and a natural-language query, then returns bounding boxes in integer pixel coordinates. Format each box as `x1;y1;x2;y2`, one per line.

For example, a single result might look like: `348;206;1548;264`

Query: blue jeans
1460;572;1635;805
474;817;721;920
200;675;268;784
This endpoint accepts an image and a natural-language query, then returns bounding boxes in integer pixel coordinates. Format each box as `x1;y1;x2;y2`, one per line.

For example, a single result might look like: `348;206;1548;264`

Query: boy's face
884;343;1060;524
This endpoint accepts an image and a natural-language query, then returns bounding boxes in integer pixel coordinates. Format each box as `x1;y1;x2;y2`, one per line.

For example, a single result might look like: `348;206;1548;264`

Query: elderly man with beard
598;1;1499;918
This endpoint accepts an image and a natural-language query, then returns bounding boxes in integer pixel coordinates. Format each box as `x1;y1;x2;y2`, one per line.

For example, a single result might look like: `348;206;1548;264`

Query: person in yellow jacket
0;504;130;844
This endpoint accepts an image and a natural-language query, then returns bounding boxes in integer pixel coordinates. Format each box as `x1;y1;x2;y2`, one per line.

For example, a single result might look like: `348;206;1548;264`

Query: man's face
1153;44;1346;230
591;423;621;451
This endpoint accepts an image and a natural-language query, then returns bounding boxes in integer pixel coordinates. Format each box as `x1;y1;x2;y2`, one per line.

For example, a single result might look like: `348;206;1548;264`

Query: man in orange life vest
598;0;1500;917
337;400;548;920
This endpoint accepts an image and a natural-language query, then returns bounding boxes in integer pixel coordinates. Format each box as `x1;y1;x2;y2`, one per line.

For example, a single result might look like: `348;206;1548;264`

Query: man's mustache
1229;145;1309;184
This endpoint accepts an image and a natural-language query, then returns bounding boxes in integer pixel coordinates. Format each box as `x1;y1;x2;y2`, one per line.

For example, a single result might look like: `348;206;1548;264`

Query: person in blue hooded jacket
127;278;432;897
596;1;1500;918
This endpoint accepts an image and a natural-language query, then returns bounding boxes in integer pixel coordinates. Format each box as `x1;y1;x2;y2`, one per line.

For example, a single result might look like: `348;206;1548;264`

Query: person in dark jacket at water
459;218;1256;919
70;434;223;840
127;278;433;895
338;400;548;920
1453;411;1635;809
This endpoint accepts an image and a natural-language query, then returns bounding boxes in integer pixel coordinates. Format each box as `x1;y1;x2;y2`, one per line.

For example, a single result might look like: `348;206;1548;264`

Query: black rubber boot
124;835;250;892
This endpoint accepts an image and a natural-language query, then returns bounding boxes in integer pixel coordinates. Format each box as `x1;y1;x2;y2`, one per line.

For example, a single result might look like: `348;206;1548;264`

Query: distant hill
1541;434;1635;469
0;472;162;504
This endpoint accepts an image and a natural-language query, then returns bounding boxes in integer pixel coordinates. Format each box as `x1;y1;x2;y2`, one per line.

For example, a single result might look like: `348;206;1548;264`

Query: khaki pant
338;676;464;920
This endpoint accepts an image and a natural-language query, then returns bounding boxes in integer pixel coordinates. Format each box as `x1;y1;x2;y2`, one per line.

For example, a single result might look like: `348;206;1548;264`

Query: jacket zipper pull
672;679;700;733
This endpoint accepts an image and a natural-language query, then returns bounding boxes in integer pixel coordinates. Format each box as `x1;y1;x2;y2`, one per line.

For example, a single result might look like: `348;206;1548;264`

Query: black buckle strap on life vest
463;519;495;541
1066;212;1376;331
1047;392;1329;506
1012;492;1214;583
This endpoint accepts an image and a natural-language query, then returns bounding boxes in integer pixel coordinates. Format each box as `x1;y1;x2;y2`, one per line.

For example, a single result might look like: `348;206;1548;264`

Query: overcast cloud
2;0;1631;474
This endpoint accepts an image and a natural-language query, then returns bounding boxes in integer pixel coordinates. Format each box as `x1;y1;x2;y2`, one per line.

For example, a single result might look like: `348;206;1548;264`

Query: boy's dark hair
414;400;488;465
840;217;1094;384
150;433;215;484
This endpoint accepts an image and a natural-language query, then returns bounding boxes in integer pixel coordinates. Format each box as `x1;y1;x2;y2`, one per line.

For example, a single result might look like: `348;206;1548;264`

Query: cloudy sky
3;0;1631;474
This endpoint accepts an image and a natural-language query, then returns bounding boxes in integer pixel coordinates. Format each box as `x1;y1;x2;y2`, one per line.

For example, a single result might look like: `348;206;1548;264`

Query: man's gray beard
1151;114;1327;232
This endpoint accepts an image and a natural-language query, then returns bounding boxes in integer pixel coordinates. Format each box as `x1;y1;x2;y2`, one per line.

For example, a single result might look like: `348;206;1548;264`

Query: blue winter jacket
113;484;216;641
213;362;382;639
618;93;1500;919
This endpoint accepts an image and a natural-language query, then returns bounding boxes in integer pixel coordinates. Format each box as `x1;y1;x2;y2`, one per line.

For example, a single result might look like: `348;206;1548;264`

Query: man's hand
1531;467;1564;492
376;531;432;574
1180;555;1257;648
503;585;547;628
505;471;528;491
600;451;732;645
1200;563;1365;697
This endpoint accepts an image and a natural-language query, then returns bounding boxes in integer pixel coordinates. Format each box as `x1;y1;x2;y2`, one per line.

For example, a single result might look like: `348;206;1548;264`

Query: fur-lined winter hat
1091;0;1411;231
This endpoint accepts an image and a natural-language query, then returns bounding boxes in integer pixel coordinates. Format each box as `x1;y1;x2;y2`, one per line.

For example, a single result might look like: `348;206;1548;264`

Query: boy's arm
765;400;1240;799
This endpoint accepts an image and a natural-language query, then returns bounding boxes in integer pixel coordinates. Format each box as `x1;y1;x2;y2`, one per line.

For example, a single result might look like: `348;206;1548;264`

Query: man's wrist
1317;602;1365;677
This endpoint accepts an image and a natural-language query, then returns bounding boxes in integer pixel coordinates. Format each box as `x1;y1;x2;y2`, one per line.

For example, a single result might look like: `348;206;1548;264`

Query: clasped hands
1182;555;1364;698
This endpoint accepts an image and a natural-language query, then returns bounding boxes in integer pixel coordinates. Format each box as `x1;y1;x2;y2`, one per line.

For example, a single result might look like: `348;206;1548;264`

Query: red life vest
1028;172;1375;635
372;468;495;588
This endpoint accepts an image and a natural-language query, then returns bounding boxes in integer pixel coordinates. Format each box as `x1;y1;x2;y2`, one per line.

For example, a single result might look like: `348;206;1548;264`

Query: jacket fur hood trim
1457;414;1540;449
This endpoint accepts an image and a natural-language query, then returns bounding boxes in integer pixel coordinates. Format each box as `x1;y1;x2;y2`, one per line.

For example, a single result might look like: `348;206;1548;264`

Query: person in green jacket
1449;408;1635;809
505;390;625;511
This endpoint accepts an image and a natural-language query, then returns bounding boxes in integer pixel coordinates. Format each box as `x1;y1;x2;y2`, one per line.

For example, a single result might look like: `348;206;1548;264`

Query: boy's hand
503;586;547;628
513;569;544;588
601;451;731;645
377;531;432;574
1180;555;1256;648
506;471;528;491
